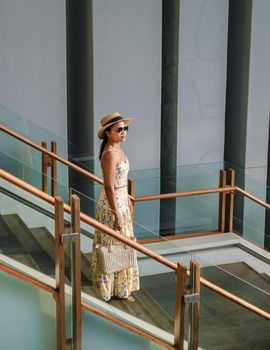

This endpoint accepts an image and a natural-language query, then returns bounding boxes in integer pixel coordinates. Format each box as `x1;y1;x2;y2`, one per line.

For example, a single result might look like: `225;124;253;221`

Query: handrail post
228;169;235;232
174;262;187;350
41;141;49;193
188;260;201;350
42;140;58;196
55;196;66;350
71;195;82;350
51;141;57;197
218;169;227;232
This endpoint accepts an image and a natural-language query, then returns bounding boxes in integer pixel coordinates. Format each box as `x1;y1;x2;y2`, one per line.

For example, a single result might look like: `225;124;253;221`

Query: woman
91;112;140;302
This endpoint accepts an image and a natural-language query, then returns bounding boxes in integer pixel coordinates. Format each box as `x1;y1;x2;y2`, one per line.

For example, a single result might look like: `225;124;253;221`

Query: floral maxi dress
91;157;140;301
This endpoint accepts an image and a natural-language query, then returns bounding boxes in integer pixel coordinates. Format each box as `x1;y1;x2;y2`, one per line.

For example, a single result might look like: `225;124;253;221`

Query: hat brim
98;117;132;139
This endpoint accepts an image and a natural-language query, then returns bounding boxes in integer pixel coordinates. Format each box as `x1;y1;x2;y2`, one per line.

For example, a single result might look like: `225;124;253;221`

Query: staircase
0;213;174;334
138;262;270;350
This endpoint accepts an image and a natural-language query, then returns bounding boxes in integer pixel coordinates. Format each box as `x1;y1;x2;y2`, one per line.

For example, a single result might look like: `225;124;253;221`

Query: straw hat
98;112;132;139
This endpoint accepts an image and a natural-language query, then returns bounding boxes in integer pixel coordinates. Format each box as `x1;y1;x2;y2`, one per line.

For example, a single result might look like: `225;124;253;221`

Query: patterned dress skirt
91;187;140;301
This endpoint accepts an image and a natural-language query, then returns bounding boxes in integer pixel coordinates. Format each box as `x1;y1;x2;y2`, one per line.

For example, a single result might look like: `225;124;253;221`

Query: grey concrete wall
224;0;252;170
92;0;162;171
177;0;229;165
0;0;67;139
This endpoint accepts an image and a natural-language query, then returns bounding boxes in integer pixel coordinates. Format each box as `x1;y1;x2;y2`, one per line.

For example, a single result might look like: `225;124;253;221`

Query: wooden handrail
0;123;103;185
0;263;56;296
134;186;235;202
2;123;270;212
0;123;137;202
200;277;270;320
0;168;176;270
1;168;270;321
235;186;270;211
0;261;175;349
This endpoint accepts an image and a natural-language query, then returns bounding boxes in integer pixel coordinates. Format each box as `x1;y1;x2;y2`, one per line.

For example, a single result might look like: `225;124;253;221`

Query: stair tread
30;226;91;286
2;214;53;274
82;285;173;333
218;262;270;294
0;214;37;268
1;215;173;333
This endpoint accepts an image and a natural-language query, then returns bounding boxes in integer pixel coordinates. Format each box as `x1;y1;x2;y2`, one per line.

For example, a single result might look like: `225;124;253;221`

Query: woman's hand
113;212;123;231
128;198;134;217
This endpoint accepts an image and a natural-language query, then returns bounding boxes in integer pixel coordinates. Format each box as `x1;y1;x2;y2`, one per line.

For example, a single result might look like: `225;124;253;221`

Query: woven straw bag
96;237;137;274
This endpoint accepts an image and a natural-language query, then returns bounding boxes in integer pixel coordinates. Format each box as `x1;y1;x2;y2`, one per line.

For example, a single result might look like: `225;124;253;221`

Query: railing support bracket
61;232;79;244
184;293;200;304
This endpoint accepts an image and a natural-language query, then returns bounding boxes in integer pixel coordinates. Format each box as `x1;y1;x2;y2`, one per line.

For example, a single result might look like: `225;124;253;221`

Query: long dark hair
99;125;112;160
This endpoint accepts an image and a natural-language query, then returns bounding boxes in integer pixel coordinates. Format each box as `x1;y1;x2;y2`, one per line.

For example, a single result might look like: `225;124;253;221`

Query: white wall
177;0;229;165
243;0;270;242
246;0;270;175
0;0;67;139
0;0;230;170
92;0;162;171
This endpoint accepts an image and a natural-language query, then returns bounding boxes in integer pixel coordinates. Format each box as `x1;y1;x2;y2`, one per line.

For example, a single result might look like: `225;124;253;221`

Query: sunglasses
114;126;129;133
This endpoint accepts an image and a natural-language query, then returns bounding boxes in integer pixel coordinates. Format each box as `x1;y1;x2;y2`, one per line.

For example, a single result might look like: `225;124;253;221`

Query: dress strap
100;149;118;160
101;149;126;163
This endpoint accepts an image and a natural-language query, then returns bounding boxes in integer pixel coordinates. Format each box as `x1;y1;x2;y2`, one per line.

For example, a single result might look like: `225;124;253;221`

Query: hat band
103;116;123;127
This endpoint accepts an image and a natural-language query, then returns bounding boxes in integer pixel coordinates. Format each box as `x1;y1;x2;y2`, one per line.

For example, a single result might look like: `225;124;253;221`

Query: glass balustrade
1;154;270;349
2;104;270;248
194;254;270;350
0;174;75;347
82;308;176;350
0;178;56;276
0;150;69;201
0;268;57;350
69;187;197;347
0;103;98;201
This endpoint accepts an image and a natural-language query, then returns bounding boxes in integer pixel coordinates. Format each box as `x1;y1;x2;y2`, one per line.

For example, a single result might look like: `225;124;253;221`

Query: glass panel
70;188;195;344
82;308;174;349
3;103;270;247
0;104;70;194
128;161;223;196
1;150;69;202
224;161;269;248
134;193;219;239
198;281;270;349
0;103;69;159
0;103;100;202
0;177;56;277
1;174;75;348
128;162;222;238
233;192;268;248
0;268;57;350
194;254;270;349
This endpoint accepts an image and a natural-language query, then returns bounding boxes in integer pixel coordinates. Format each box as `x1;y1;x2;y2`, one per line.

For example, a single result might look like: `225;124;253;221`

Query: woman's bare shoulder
101;149;119;167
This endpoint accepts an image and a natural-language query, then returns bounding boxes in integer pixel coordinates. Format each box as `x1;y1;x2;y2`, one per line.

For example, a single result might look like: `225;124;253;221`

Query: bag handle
108;229;126;253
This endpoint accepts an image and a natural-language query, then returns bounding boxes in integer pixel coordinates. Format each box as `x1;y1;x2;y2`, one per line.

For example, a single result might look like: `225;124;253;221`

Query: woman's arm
101;151;123;230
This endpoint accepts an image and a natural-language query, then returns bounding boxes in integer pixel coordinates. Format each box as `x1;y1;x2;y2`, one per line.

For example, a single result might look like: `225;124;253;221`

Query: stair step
2;214;53;274
0;214;37;268
261;272;270;283
30;226;91;286
218;262;270;294
82;284;173;333
133;288;174;332
1;213;174;334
